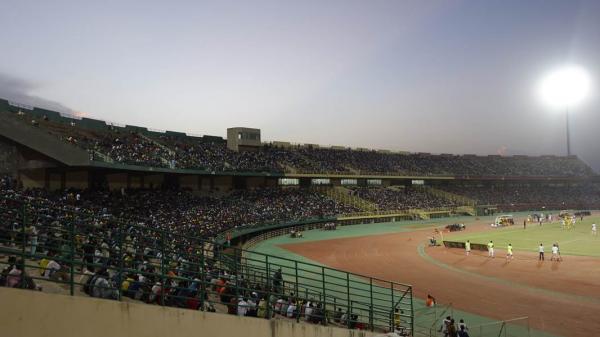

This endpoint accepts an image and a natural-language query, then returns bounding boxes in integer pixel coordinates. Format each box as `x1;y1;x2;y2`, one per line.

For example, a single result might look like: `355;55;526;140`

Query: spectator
92;269;116;299
334;308;343;323
257;297;267;318
287;300;297;318
448;319;458;337
5;259;23;288
304;302;313;321
458;319;468;333
237;297;249;316
273;268;283;294
426;294;436;307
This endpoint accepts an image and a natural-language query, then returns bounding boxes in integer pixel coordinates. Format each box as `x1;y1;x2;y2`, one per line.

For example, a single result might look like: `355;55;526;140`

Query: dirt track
280;221;600;337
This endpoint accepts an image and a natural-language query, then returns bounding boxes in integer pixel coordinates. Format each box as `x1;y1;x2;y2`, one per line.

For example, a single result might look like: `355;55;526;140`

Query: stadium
1;97;599;337
2;3;600;337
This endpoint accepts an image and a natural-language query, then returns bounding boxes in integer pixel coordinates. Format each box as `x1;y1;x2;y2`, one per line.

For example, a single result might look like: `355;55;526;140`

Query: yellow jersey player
506;243;513;260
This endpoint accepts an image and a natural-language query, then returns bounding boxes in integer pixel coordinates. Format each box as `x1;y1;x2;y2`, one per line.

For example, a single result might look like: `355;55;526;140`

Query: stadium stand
437;183;600;207
0;179;413;333
349;187;459;211
1;98;599;336
1;100;595;177
0;182;358;240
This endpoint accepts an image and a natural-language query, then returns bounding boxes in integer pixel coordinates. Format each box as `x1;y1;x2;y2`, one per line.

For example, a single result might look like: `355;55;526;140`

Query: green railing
338;207;460;219
0;196;413;333
215;216;336;245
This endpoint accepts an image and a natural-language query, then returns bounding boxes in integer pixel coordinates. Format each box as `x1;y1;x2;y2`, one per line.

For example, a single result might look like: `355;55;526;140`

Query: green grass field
448;215;600;257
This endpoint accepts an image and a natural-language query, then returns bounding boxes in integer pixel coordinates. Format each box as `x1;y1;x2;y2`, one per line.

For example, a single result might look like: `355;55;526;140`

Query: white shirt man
305;302;313;321
551;245;559;261
44;260;61;278
92;274;113;299
341;312;348;324
275;298;285;314
592;223;597;235
287;302;297;318
150;282;162;302
440;316;451;335
246;297;256;314
29;225;39;256
237;298;248;316
538;244;545;261
101;242;110;258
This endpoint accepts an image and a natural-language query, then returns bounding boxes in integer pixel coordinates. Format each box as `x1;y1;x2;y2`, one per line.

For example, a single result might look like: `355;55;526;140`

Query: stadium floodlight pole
538;65;591;156
565;108;570;156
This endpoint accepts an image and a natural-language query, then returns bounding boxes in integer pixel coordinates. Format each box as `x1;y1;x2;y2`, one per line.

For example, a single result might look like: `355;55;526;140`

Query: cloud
0;73;73;113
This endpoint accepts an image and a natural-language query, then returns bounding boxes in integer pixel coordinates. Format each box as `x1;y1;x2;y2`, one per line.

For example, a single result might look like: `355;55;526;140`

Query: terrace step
321;186;378;212
419;186;476;207
138;133;176;156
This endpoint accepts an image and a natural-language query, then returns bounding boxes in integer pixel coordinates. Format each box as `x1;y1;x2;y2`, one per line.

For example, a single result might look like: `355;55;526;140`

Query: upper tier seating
4;108;595;177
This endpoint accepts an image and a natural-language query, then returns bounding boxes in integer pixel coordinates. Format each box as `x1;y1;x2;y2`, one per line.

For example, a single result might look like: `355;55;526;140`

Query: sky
1;0;599;171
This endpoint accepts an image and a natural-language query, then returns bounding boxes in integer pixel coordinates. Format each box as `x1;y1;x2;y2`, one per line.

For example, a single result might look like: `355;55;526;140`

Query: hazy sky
1;0;599;170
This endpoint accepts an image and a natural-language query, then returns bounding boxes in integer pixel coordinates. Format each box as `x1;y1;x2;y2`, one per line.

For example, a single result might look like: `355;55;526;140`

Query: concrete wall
145;174;164;189
0;138;18;175
0;288;374;337
65;171;89;189
47;172;63;190
129;175;143;189
200;177;212;191
214;176;233;191
19;169;45;189
179;175;199;191
107;173;128;190
246;176;266;188
265;178;278;187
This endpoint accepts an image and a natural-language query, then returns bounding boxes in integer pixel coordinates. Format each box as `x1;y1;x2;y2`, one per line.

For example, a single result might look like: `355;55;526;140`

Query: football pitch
448;215;600;257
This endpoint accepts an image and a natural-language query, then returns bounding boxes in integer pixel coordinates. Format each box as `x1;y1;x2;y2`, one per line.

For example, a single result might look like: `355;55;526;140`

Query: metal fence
0;196;413;333
411;306;529;337
469;317;530;337
412;303;454;337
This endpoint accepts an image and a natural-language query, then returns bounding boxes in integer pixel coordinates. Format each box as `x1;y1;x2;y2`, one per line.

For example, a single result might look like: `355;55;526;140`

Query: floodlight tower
538;65;591;156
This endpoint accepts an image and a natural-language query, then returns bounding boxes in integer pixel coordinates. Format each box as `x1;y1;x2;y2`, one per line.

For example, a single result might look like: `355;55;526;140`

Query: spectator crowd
351;187;459;211
10;109;596;177
0;179;384;331
438;183;600;207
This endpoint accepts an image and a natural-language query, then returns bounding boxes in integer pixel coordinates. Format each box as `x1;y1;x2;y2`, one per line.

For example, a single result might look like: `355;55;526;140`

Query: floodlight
539;65;591;109
537;65;592;156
